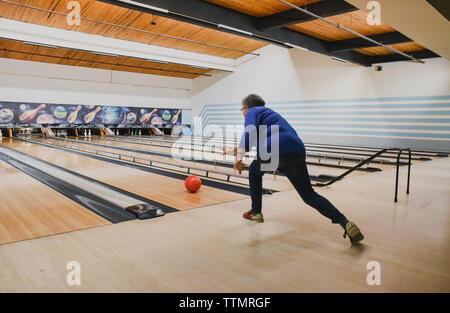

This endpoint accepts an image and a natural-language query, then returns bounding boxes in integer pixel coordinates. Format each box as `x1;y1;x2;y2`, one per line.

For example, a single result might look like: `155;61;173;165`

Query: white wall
0;58;191;108
1;47;449;151
190;45;450;151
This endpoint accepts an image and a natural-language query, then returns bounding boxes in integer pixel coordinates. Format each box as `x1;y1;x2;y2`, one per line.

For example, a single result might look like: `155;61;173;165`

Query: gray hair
242;94;265;109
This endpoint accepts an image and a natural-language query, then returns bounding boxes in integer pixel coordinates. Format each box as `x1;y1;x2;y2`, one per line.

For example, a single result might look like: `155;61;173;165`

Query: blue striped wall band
198;123;450;131
198;95;450;106
200;122;450;134
199;112;450;121
197;95;450;109
201;110;450;116
197;125;450;138
298;130;450;139
196;96;450;144
199;127;450;139
267;95;450;104
198;103;450;116
270;103;450;109
203;115;450;122
201;119;450;127
200;116;450;124
198;105;449;114
202;103;450;114
202;116;450;124
200;102;450;109
202;117;450;125
201;115;450;120
197;102;450;117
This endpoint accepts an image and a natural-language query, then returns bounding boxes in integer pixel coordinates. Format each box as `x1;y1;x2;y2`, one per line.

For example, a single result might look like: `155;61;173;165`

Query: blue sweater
239;107;306;155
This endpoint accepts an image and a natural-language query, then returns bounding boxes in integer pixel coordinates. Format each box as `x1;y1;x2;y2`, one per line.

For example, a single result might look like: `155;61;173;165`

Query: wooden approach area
0;152;448;292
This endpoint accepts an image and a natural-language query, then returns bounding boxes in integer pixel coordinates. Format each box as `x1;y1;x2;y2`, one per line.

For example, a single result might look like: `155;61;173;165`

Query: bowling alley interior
0;0;449;294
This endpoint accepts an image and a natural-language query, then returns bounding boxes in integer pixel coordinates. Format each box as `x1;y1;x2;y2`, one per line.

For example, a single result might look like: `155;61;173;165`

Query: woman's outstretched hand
234;160;245;174
222;146;238;155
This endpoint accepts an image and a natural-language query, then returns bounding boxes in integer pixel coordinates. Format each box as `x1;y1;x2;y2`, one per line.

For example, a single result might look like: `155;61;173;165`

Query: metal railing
395;149;412;203
313;149;389;187
313;148;412;202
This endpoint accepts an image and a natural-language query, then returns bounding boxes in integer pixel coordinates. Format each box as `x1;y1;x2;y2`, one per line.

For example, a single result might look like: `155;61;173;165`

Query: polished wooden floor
0;150;448;292
0;158;109;245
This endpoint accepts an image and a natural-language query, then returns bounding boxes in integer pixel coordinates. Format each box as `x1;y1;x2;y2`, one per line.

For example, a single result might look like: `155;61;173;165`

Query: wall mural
0;101;182;127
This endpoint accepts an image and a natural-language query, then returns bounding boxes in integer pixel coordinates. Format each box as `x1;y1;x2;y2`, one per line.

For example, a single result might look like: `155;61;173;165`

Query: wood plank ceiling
0;37;212;79
0;0;437;77
204;0;430;58
0;0;266;78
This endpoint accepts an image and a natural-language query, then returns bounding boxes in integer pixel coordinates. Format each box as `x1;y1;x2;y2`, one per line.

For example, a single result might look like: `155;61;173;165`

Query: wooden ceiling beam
256;0;358;31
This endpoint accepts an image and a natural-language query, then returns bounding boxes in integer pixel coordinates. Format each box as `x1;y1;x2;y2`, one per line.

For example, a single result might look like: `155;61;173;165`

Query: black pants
249;153;347;224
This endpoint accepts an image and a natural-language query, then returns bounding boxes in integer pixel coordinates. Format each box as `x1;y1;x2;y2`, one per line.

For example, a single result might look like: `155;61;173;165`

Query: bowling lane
84;136;234;162
35;136;244;176
69;136;367;179
4;139;249;210
107;136;403;169
103;136;257;160
0;156;109;245
80;136;246;165
33;137;294;191
105;136;240;150
161;136;440;158
158;136;240;144
47;136;370;182
147;136;422;164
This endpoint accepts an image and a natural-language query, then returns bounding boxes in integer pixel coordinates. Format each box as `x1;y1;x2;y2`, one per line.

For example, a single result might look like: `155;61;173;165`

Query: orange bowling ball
185;175;202;193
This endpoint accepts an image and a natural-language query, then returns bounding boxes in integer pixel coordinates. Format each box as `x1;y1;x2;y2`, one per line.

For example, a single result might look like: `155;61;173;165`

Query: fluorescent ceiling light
284;42;308;51
22;41;58;49
92;51;119;57
146;59;169;64
331;56;349;63
218;24;253;36
118;0;169;13
190;65;209;69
